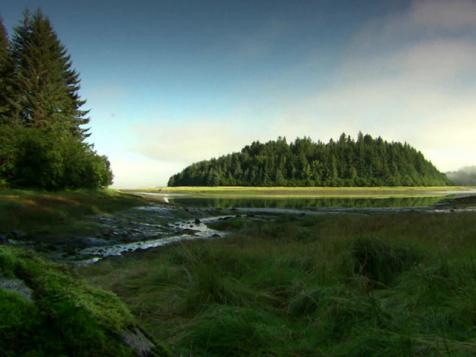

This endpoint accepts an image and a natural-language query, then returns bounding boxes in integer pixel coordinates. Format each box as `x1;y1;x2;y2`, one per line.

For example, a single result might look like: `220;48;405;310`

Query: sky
2;0;476;187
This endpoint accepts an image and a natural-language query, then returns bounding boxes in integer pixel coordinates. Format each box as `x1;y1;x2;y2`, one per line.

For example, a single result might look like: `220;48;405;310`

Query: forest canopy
168;133;451;187
0;10;112;189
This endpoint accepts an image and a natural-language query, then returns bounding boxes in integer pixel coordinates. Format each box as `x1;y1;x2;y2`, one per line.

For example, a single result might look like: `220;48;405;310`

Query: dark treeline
169;134;451;187
0;10;112;189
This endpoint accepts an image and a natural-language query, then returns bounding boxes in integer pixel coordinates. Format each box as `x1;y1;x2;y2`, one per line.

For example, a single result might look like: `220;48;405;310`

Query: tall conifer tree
9;10;89;138
0;17;12;121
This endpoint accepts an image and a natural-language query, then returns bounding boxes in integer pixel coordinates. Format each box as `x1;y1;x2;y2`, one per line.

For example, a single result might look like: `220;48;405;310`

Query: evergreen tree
0;10;112;190
0;17;12;121
8;10;89;137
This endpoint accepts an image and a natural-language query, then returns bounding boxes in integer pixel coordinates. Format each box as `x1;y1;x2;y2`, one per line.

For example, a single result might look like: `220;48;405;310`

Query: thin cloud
126;0;476;186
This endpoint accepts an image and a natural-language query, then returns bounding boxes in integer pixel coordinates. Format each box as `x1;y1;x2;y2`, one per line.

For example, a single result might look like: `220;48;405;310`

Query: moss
0;246;169;356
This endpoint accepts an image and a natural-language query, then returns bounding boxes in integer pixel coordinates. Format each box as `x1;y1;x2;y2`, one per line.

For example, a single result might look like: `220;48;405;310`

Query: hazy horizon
2;0;476;188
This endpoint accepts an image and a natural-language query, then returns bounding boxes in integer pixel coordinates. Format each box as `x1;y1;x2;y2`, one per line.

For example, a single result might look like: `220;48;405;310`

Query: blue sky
2;0;476;187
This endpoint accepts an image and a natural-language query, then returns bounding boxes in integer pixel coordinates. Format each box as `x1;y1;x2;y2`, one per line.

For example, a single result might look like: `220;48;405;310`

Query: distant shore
123;186;476;199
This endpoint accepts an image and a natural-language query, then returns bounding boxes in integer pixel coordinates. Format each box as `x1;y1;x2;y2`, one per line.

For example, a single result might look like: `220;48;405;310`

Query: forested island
168;134;451;187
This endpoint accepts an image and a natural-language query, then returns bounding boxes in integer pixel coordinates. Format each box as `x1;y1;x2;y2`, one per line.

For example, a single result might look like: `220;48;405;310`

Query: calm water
165;196;446;209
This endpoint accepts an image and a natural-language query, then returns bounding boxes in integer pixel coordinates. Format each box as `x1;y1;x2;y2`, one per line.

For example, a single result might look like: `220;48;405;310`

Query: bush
0;125;113;190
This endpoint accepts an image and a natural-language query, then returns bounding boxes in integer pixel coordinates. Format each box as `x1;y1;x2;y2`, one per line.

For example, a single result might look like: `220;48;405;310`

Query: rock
182;229;198;235
8;230;26;240
0;234;9;244
121;327;163;357
45;244;58;251
194;218;201;224
0;276;33;302
75;236;110;248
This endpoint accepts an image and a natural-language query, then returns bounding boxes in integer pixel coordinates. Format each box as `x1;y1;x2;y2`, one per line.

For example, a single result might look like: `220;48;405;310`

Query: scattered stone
182;229;198;235
121;327;158;357
45;244;58;251
0;234;9;244
0;276;33;302
75;236;111;248
8;230;26;240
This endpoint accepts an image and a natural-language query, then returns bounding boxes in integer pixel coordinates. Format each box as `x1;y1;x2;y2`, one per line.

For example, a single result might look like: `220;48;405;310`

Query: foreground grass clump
81;211;476;355
0;246;169;356
351;235;422;286
0;189;145;237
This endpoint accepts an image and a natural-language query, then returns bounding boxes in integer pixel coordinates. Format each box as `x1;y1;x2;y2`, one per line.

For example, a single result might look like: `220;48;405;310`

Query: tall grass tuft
351;235;422;286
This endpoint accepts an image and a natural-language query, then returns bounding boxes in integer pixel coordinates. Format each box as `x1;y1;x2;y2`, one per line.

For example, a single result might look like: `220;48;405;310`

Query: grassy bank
0;189;146;238
0;246;169;356
134;186;473;198
80;210;476;356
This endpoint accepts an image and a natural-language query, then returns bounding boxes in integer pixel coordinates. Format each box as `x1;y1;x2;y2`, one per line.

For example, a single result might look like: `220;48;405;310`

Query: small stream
72;192;476;264
79;215;233;260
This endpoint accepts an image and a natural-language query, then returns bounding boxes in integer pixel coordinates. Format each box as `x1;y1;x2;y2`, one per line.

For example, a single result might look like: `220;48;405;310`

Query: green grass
131;185;473;198
0;246;169;356
80;210;476;356
0;189;146;238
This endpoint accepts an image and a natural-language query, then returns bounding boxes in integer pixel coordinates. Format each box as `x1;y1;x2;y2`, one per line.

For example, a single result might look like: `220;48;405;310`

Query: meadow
80;197;476;356
140;186;471;198
2;189;476;355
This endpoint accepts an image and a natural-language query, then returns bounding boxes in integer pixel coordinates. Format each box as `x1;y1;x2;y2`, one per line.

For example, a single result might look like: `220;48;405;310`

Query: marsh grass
0;189;145;237
131;186;470;199
80;210;476;355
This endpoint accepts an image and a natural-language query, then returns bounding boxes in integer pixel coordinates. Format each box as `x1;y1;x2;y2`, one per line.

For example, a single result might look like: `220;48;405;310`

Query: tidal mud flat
7;192;476;264
74;192;476;263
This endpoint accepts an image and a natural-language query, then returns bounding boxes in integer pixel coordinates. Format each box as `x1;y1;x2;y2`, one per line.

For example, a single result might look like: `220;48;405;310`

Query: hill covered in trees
168;134;451;187
0;10;112;189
